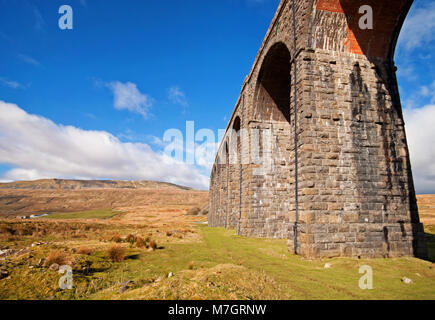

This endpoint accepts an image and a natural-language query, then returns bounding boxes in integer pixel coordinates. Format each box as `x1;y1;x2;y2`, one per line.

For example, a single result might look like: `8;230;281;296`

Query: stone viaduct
208;0;428;259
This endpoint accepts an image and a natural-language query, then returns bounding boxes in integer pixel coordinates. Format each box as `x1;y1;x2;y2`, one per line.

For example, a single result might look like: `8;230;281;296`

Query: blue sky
0;0;434;192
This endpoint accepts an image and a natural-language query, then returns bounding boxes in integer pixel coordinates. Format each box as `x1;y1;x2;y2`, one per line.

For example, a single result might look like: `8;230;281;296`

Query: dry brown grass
106;245;125;262
186;207;201;216
110;233;122;243
126;234;136;244
45;250;68;266
77;247;93;255
149;239;157;251
135;236;147;248
417;195;435;226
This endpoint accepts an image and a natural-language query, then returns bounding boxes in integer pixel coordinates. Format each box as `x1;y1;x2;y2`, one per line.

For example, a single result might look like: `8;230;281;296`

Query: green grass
93;226;435;300
1;225;434;300
42;209;121;220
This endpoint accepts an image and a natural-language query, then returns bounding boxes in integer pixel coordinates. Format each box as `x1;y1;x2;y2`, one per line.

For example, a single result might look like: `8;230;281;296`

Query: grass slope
1;222;434;300
83;226;435;300
43;209;121;220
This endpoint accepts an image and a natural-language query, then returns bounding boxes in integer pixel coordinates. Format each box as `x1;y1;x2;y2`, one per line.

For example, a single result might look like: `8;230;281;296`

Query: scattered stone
401;277;413;284
31;242;43;248
49;263;60;271
168;272;173;278
121;280;134;287
37;258;46;267
0;249;15;258
324;263;332;269
0;269;9;279
119;285;129;294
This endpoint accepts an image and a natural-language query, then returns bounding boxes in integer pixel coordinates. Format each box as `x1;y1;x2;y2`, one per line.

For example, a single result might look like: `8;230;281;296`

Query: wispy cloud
168;86;188;107
0;101;209;189
418;81;435;104
0;77;23;89
17;53;41;67
106;81;153;118
398;2;435;52
32;5;46;32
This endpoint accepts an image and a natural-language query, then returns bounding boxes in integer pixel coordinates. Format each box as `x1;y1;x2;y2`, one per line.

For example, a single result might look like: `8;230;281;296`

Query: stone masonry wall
209;0;427;259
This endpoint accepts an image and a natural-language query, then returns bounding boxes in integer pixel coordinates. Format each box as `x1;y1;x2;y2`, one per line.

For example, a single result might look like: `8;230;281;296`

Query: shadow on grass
125;254;141;260
424;232;435;263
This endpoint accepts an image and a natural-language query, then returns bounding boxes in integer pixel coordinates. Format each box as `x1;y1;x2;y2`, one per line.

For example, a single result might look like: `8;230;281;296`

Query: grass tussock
186;207;201;216
116;264;286;300
77;247;93;255
135;236;147;248
45;250;68;266
106;245;125;262
110;233;122;243
149;239;157;251
126;234;136;244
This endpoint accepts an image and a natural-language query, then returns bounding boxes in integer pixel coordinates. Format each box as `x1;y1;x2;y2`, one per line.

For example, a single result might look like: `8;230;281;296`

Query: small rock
401;277;413;284
324;263;332;269
121;280;134;287
168;272;173;278
37;258;46;267
119;285;129;294
49;263;59;271
0;269;9;279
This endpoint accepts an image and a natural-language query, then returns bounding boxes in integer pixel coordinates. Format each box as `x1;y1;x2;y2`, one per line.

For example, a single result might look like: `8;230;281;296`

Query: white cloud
0;101;209;190
168;86;188;107
0;77;23;89
33;6;46;32
17;54;41;67
418;81;435;104
404;104;435;194
398;2;435;51
107;81;153;118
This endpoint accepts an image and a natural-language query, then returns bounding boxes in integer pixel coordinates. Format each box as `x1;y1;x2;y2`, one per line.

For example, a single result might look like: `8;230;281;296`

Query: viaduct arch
209;0;427;259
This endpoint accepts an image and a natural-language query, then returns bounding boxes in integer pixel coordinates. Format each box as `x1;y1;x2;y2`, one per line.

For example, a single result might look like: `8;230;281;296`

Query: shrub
106;245;125;262
126;234;136;244
188;261;194;270
186;207;201;216
149;239;157;251
77;247;93;255
0;225;14;235
110;233;122;243
135;236;147;248
45;250;68;266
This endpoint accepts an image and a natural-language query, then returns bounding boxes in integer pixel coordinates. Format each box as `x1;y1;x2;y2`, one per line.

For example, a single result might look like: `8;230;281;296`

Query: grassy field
0;191;433;300
43;209;122;220
1;220;434;300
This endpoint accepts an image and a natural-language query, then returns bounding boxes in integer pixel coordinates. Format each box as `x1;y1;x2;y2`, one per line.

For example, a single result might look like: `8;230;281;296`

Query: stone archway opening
255;42;291;123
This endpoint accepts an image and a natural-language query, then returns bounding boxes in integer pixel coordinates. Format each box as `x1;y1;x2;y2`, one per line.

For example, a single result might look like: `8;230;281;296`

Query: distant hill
0;179;192;191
